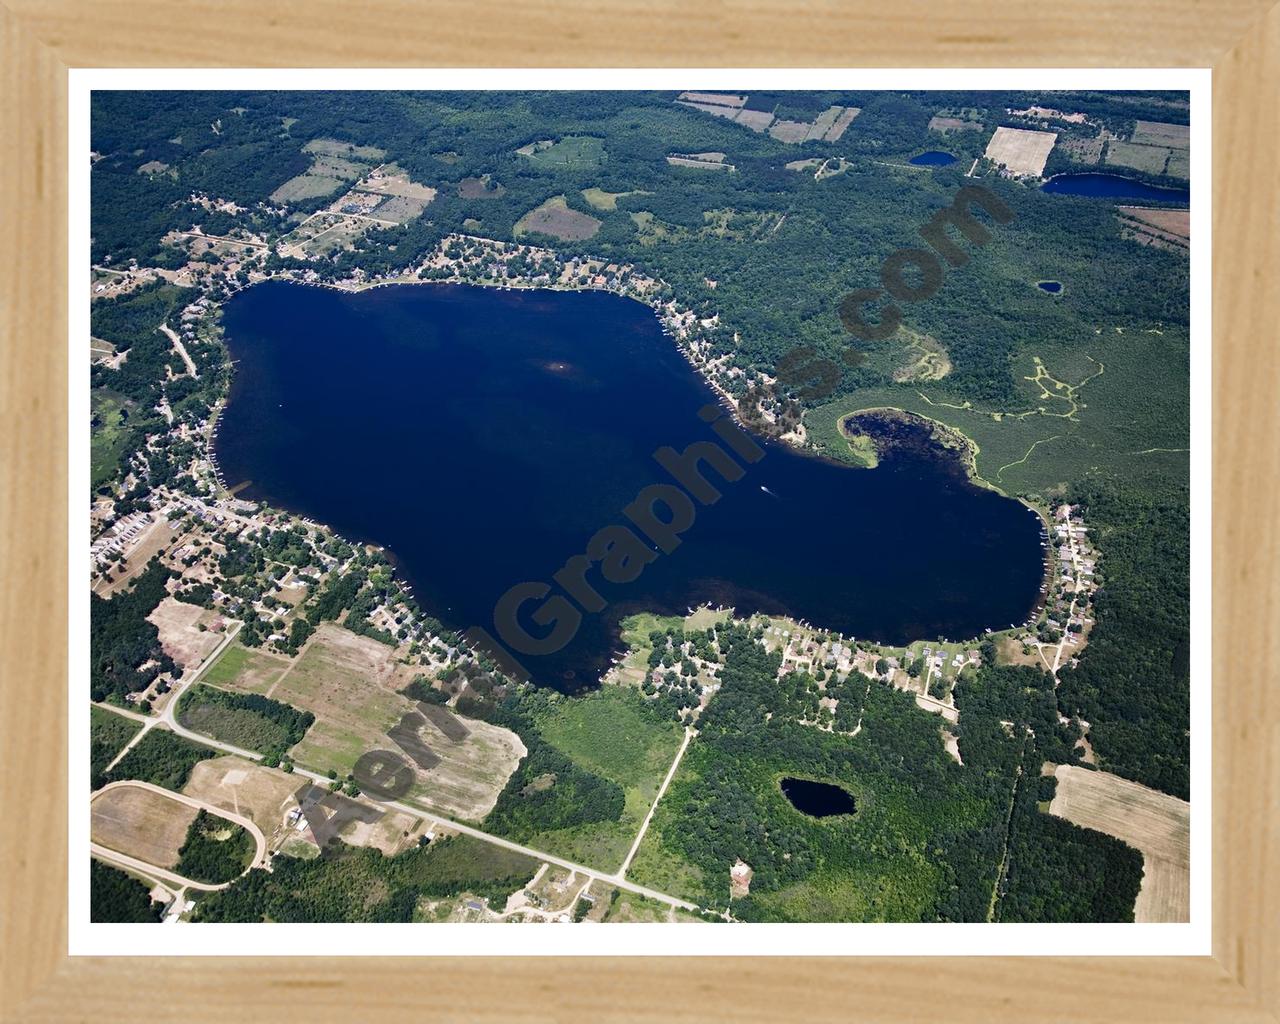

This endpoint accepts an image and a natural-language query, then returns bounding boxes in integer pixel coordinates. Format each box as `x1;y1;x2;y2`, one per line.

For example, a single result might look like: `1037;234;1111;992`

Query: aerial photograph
87;88;1192;928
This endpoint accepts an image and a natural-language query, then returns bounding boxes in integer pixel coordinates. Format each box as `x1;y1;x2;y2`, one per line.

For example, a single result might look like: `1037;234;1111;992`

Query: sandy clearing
147;596;226;669
182;755;307;835
984;126;1058;177
91;785;198;869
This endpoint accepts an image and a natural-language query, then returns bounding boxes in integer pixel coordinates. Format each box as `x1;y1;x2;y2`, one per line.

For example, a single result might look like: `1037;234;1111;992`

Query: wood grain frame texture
1;2;1276;1021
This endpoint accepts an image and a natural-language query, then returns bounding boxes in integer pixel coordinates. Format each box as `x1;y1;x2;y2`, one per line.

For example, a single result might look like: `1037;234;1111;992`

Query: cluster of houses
90;511;156;571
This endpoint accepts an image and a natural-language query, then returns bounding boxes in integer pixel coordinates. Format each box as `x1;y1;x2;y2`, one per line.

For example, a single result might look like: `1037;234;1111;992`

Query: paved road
304;762;698;912
159;322;198;378
95;609;699;913
619;726;693;879
152;710;698;910
91;843;232;893
98;621;245;774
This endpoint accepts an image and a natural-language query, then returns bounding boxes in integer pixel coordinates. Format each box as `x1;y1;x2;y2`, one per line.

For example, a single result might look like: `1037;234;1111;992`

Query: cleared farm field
517;136;604;170
1105;140;1172;176
351;168;436;224
676;91;745;108
92;784;198;869
929;114;982;134
303;137;386;162
733;108;775;133
769;120;811;144
513;196;601;242
666;152;734;171
200;642;289;695
271;173;346;204
457;176;505;199
676;100;740;120
824;106;861;140
1118;206;1190;248
984;126;1058;176
1049;765;1190;922
274;625;525;820
272;138;382;205
1131;119;1190;149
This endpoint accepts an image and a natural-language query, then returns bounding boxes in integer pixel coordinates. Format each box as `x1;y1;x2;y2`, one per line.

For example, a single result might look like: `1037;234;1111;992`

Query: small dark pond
1040;172;1189;203
1037;281;1063;294
909;151;957;167
780;777;857;818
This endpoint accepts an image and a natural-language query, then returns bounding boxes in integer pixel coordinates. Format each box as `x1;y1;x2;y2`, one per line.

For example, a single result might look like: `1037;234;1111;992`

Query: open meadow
513;196;601;242
276;625;524;820
199;641;289;695
508;686;684;872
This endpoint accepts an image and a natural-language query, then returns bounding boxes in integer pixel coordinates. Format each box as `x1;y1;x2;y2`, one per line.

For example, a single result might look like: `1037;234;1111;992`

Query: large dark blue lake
216;282;1044;690
1041;172;1190;203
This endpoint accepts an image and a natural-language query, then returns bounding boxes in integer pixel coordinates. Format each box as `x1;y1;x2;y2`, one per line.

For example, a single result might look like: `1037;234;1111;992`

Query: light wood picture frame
2;2;1276;1019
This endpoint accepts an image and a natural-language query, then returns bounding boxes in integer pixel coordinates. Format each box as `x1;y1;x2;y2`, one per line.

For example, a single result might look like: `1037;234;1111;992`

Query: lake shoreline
213;280;1050;685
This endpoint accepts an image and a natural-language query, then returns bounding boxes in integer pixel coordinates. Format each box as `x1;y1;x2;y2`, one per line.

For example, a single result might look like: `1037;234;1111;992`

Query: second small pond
780;777;857;818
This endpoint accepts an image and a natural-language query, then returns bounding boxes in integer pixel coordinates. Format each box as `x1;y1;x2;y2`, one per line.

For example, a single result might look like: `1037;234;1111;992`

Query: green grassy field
521;687;683;871
810;328;1189;499
581;187;647;211
198;642;288;694
90;390;136;489
518;135;605;170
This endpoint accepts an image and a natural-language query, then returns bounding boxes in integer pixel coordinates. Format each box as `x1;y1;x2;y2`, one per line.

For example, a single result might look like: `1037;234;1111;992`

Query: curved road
97;620;700;913
91;779;269;890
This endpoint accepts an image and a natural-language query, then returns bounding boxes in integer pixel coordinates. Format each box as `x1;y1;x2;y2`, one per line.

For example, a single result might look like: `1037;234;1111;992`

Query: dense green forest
194;834;537;922
176;685;315;759
90;860;163;923
954;664;1144;921
1057;480;1191;798
90;559;174;703
103;727;217;791
174;810;256;884
628;625;1141;921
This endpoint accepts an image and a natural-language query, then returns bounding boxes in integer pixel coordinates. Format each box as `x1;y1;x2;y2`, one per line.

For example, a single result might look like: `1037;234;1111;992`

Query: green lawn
198;642;288;695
